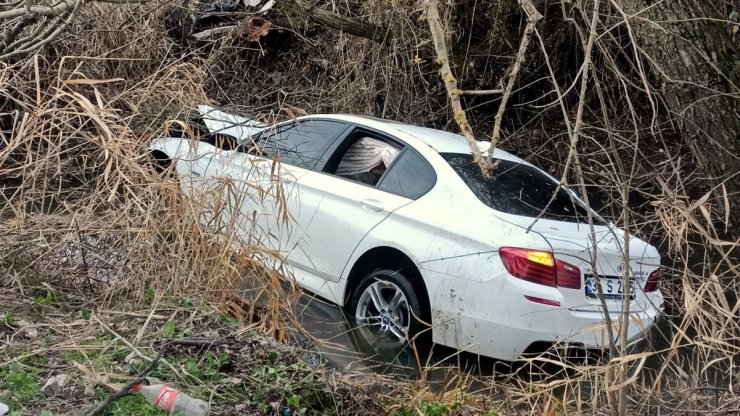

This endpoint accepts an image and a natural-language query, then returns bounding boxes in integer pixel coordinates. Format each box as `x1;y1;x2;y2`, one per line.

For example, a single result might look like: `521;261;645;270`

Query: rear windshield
442;153;600;224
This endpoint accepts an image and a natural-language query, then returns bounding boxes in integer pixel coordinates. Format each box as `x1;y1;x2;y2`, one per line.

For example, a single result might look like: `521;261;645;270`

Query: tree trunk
624;0;740;228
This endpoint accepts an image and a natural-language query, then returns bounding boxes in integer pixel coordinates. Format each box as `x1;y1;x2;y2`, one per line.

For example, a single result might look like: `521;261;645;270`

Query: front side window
329;135;402;186
335;136;401;185
442;153;600;223
254;120;348;169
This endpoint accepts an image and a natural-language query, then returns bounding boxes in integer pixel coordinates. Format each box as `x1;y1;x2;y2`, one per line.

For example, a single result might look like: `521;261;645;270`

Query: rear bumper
428;272;664;361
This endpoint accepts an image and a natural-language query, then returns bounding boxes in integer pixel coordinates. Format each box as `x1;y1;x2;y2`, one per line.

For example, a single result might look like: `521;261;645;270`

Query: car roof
305;114;524;163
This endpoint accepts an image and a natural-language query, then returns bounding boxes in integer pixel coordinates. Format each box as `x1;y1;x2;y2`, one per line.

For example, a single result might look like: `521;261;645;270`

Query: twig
93;315;179;376
165;337;231;347
487;0;542;165
461;89;503;95
74;218;95;294
85;347;166;416
191;25;237;40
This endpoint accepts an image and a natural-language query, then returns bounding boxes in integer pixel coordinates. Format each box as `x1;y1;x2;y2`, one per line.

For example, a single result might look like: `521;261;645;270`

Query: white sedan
149;106;664;361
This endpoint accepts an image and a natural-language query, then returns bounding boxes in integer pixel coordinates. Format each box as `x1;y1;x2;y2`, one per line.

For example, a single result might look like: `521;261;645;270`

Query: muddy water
291;292;512;385
235;271;510;382
287;283;734;394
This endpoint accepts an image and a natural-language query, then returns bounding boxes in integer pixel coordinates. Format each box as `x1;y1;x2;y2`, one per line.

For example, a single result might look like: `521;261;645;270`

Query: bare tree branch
487;0;542;165
0;0;152;61
425;0;488;168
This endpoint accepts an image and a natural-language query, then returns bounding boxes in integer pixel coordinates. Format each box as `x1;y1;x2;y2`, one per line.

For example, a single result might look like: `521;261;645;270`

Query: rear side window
378;149;436;199
256;120;348;170
442;153;599;223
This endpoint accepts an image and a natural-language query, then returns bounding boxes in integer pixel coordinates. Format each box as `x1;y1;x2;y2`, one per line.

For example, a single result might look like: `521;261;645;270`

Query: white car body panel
196;104;267;142
284;168;412;283
149;108;664;361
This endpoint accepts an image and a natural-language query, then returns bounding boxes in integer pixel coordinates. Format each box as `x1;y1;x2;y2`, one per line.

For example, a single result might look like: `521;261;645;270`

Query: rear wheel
349;269;427;349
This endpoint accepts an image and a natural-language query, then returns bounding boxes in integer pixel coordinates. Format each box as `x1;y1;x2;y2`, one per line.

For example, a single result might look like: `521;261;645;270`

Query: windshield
442;153;602;224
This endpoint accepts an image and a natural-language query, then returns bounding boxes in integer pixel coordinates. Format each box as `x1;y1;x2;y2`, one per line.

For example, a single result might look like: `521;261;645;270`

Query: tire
348;269;428;351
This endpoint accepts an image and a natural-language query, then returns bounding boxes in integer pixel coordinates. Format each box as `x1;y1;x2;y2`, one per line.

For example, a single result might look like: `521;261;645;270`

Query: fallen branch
281;0;392;45
165;337;231;347
85;347;165;416
486;0;542;165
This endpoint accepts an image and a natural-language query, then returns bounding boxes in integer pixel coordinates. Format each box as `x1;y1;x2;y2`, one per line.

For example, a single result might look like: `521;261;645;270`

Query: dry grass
0;40;294;336
0;0;739;415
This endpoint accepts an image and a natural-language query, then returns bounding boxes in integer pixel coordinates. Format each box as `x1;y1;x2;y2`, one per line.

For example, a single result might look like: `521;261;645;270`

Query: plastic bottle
133;383;209;415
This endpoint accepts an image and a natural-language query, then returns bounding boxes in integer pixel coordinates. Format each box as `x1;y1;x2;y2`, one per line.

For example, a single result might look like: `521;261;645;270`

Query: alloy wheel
354;280;410;345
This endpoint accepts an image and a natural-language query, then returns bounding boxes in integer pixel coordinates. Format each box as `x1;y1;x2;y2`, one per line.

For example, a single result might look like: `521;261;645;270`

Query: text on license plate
584;276;635;299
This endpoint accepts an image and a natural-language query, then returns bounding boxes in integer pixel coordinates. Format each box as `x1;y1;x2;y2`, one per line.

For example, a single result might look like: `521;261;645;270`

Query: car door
260;119;351;256
204;119;350;252
179;134;265;244
285;127;429;283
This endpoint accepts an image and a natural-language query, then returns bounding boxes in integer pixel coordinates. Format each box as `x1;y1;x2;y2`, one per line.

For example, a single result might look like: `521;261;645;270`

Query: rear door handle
361;199;384;212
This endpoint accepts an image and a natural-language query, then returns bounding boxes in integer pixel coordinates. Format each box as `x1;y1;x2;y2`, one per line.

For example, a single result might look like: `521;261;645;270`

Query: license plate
584;276;635;299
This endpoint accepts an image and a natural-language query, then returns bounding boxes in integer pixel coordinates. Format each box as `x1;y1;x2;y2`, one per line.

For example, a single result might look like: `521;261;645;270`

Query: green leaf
34;290;53;306
161;321;176;338
2;312;15;326
78;308;91;320
184;358;202;378
287;394;301;408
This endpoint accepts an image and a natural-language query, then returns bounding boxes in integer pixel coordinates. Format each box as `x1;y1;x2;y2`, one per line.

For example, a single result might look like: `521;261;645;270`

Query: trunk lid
499;214;660;312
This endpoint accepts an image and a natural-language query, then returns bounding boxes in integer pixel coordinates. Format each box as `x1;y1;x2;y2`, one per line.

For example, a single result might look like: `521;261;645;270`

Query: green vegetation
0;362;42;407
0;291;411;415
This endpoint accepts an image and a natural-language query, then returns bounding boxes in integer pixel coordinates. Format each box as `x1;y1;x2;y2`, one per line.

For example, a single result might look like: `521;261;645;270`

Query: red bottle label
155;385;180;412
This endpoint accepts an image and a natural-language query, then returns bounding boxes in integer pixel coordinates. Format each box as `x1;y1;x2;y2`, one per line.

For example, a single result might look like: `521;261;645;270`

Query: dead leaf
239;18;272;42
42;374;69;396
15;319;38;339
285;104;308;117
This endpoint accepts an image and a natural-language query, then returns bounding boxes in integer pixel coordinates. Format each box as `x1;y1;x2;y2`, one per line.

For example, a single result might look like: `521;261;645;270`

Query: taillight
556;259;581;289
499;247;556;286
645;268;660;292
499;247;582;289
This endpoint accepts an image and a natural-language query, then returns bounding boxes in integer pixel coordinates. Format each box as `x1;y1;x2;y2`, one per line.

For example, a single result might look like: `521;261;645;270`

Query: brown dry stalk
487;0;542;165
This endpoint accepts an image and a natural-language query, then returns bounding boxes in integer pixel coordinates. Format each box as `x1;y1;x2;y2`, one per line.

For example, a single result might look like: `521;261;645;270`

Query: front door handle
361;199;384;212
